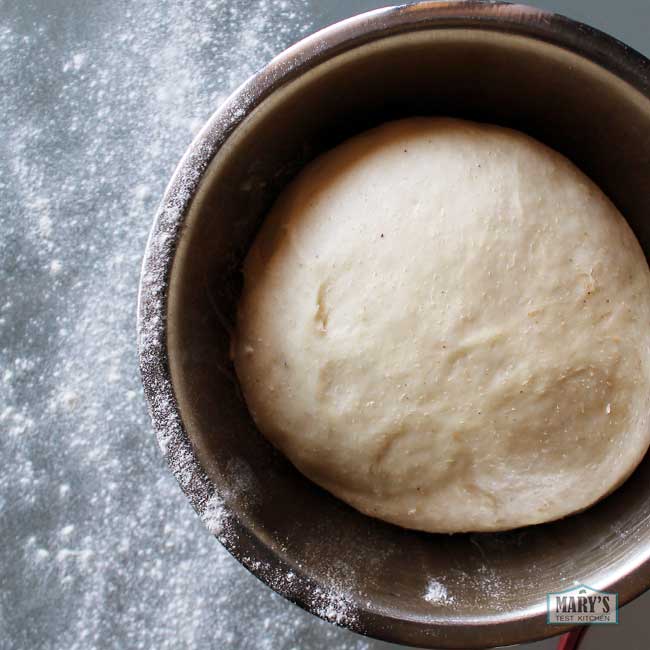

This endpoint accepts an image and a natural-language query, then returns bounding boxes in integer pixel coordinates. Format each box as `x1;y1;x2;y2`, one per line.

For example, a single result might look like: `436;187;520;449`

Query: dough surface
233;118;650;533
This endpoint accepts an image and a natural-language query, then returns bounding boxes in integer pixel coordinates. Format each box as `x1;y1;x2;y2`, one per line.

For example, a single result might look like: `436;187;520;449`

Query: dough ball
233;118;650;533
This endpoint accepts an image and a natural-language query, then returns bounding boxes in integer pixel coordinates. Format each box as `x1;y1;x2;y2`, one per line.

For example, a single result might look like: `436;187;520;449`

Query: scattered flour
59;524;75;538
0;2;374;649
201;492;232;540
311;585;358;626
64;52;88;72
423;579;455;606
49;259;63;275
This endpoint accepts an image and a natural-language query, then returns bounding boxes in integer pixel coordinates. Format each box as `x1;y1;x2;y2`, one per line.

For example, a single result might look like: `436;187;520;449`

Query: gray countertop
1;1;649;649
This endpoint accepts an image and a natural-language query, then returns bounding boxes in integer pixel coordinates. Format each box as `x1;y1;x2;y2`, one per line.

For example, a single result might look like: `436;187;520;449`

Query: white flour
423;579;454;606
0;2;376;649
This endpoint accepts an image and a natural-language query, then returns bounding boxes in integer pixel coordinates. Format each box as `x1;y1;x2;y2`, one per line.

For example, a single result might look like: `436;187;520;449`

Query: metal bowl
138;2;650;647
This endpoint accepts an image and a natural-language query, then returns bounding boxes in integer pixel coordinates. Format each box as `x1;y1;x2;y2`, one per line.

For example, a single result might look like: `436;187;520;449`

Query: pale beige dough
233;117;650;533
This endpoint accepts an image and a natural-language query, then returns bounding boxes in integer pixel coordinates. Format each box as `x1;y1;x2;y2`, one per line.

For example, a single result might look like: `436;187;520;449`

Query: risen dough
233;118;650;533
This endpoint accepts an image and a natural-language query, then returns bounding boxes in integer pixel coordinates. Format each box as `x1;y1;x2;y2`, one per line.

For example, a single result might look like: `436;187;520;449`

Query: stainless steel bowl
138;2;650;647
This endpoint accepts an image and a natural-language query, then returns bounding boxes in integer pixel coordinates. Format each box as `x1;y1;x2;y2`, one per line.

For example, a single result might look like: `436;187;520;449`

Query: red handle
557;627;588;650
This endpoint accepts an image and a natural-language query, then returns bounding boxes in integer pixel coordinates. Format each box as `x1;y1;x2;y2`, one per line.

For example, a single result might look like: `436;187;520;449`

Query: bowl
137;2;650;647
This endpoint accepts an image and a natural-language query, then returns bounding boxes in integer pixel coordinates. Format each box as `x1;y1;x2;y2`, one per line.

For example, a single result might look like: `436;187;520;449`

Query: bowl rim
137;2;650;647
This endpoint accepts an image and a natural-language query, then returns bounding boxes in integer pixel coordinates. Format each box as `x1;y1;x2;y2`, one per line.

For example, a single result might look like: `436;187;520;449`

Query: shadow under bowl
138;2;650;648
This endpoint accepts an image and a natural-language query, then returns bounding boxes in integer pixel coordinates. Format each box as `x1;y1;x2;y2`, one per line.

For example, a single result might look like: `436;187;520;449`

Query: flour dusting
311;585;358;626
423;579;455;606
201;492;236;543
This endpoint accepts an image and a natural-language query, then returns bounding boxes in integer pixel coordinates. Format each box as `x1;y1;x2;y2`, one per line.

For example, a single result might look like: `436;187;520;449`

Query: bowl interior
165;25;650;648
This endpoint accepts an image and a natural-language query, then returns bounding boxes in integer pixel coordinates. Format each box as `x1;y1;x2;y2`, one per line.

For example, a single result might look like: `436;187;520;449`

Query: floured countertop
0;1;647;649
